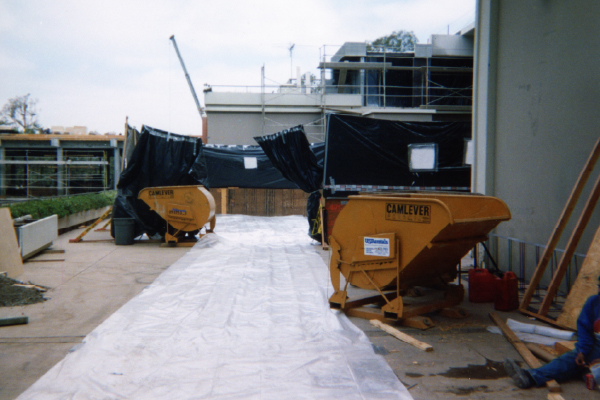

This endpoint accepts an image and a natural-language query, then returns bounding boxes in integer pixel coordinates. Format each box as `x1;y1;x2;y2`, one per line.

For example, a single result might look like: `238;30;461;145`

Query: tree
367;30;418;53
0;94;41;133
301;72;322;93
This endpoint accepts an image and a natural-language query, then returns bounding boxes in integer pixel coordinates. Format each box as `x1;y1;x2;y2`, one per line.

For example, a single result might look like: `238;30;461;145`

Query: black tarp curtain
112;126;208;238
253;116;471;197
113;116;469;241
112;125;323;240
203;145;298;189
323;114;471;196
254;126;325;241
254;126;323;193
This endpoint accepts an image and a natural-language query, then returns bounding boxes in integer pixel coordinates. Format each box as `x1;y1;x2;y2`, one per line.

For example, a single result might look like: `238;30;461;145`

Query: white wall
206;112;324;145
474;0;600;256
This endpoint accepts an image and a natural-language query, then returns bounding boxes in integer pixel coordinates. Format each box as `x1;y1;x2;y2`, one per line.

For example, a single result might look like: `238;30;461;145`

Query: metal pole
360;56;365;106
0;147;5;197
426;59;430;107
57;148;64;195
169;35;206;121
261;65;266;135
26;150;29;198
321;46;326;141
113;147;120;190
383;50;386;108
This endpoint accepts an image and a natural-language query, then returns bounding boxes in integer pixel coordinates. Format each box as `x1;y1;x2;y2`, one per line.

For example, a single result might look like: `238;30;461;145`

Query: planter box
17;214;58;260
57;206;111;232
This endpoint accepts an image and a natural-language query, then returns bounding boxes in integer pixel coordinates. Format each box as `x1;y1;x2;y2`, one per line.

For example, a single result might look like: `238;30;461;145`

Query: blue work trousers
529;346;600;387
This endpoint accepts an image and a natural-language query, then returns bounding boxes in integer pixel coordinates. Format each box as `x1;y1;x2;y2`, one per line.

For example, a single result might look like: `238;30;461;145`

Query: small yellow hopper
328;192;511;327
138;185;216;245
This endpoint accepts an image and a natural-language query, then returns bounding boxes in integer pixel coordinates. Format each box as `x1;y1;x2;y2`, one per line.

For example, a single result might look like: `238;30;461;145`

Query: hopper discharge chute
138;185;215;245
328;192;511;328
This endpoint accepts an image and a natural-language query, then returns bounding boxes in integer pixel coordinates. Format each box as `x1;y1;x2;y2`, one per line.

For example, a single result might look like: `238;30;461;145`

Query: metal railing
1;153;115;199
208;82;472;108
482;233;586;311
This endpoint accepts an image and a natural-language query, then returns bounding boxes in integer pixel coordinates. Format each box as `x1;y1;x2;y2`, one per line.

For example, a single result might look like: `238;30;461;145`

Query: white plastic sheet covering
487;318;576;346
18;215;412;400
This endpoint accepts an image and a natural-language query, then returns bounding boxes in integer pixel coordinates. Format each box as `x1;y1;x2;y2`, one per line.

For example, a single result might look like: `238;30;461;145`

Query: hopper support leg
341;284;465;330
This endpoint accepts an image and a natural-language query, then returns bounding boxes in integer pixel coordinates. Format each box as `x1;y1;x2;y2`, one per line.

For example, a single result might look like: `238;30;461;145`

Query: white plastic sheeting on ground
488;318;576;346
18;215;412;400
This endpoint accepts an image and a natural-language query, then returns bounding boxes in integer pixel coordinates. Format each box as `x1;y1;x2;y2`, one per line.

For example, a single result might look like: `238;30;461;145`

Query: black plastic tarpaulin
203;145;298;189
112;126;208;238
254;126;324;193
254;126;325;242
323;114;471;196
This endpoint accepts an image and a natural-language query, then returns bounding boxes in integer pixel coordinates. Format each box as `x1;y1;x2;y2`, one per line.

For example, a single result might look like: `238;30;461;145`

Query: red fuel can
468;268;496;303
586;374;596;390
494;271;520;311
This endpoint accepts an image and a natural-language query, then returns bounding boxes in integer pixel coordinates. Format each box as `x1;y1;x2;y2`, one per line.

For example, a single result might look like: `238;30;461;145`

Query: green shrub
6;191;116;219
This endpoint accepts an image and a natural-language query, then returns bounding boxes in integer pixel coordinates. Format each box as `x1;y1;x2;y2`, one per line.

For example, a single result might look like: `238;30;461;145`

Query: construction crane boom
169;35;205;118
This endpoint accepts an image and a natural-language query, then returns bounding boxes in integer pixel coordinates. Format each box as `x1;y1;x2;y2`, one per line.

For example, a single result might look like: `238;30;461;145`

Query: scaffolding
207;43;473;144
318;43;473;110
0;135;123;201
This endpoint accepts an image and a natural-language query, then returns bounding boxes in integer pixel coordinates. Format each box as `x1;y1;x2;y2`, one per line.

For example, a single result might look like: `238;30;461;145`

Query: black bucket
113;218;135;245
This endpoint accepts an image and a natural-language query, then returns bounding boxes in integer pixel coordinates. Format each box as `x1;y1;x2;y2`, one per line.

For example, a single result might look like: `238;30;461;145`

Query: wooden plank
253;189;261;216
41;249;66;254
265;189;274;216
539;173;600;315
13;284;47;292
519;309;569;329
279;189;288;216
520;138;600;311
211;188;309;217
345;307;388;322
370;319;433;351
554;341;576;355
557;224;600;329
344;292;398;309
345;308;434;329
283;189;293;216
536;343;560;357
0;316;28;327
69;208;112;243
525;342;556;363
490;313;542;367
96;218;111;230
489;312;561;393
0;208;24;278
220;188;228;214
547;393;566;400
228;189;241;214
319;196;329;248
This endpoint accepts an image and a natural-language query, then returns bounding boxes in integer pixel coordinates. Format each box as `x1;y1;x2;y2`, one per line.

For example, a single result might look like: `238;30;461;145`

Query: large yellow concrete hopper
328;192;511;326
138;185;216;245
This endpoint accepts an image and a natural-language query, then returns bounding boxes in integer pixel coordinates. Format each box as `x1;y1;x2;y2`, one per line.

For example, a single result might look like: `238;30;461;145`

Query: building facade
204;32;475;145
0;134;124;201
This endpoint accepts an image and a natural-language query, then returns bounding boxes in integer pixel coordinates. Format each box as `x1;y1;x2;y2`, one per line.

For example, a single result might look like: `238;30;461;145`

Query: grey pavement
0;223;592;400
0;227;189;400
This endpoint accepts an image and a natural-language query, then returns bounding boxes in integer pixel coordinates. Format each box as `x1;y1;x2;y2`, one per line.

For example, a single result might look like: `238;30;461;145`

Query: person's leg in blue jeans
506;345;600;388
528;350;584;386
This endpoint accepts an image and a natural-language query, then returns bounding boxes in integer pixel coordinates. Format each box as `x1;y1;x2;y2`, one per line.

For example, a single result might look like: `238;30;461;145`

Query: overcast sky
0;0;475;136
